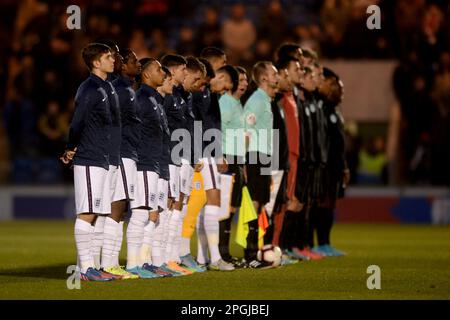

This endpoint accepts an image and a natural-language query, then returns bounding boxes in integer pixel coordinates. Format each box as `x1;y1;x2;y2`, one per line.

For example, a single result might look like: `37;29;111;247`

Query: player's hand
216;157;228;173
343;168;351;185
60;148;77;165
194;161;204;172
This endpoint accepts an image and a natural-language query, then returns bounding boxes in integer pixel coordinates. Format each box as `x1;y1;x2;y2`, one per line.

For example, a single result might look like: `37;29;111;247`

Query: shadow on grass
0;263;75;280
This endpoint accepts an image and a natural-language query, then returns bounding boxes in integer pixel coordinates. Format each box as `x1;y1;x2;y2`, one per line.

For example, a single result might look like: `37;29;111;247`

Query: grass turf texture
0;221;449;300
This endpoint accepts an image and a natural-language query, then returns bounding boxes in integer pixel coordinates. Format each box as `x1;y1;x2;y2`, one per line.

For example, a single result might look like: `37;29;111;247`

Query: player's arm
61;88;91;164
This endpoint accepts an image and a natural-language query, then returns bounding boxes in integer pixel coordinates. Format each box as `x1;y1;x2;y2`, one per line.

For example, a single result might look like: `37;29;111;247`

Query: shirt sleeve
67;87;92;150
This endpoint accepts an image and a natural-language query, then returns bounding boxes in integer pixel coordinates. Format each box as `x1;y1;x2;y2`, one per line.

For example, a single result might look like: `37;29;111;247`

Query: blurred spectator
128;29;152;60
221;3;256;65
3;85;38;158
258;0;288;50
176;26;196;56
357;136;388;185
320;0;352;58
430;51;450;185
148;28;172;59
37;100;68;157
196;7;222;50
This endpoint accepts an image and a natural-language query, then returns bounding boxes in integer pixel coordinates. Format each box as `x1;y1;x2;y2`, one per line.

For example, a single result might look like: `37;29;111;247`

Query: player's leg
179;172;207;271
201;158;234;271
125;170;161;278
218;159;245;267
164;162;194;275
244;153;273;269
74;165;114;281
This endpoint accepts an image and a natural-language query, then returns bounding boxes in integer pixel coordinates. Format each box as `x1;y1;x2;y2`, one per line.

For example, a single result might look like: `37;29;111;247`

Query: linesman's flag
235;186;258;248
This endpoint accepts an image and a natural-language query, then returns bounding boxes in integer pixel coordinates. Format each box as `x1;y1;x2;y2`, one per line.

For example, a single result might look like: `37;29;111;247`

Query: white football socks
140;220;155;265
74;219;95;273
204;205;222;263
91;215;105;269
112;221;124;267
165;209;181;263
126;209;147;269
196;209;209;264
101;217;118;269
152;210;167;267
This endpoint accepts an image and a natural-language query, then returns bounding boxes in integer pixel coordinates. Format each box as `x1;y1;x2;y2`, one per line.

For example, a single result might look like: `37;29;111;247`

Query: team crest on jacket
330;114;337;123
246;113;256;125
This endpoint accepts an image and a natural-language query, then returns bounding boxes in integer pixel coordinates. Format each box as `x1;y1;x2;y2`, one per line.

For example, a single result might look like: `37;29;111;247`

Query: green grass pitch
0;220;449;299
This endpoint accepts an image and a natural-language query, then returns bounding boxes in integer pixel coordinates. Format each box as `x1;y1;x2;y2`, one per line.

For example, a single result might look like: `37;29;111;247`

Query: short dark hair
136;57;157;85
162;66;172;77
200;47;225;60
217;65;239;92
303;66;313;75
120;48;135;64
275;43;302;61
251;61;273;85
235;66;247;75
301;47;318;61
139;57;157;72
198;58;215;78
186;56;206;76
322;67;339;81
275;57;300;70
96;39;119;53
160;54;187;68
82;43;111;71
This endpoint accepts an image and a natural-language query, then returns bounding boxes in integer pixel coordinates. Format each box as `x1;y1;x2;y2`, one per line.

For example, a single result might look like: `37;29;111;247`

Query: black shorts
224;155;245;208
246;152;271;205
227;163;244;208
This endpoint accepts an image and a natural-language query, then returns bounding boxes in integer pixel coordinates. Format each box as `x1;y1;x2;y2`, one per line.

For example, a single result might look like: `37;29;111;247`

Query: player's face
287;61;302;86
159;74;173;94
235;73;248;97
97;51;115;73
147;61;165;86
113;52;123;74
210;71;227;93
302;72;316;91
313;66;324;87
123;52;141;77
172;64;187;85
266;65;279;89
277;69;291;92
183;70;202;92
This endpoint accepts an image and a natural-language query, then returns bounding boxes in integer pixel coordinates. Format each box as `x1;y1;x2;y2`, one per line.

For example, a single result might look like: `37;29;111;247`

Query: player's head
301;66;316;92
139;57;165;88
234;66;248;98
160;54;187;86
158;66;174;95
301;47;318;68
275;43;303;62
275;64;292;93
198;58;216;90
96;39;122;74
320;67;343;105
252;61;279;96
120;48;141;78
200;47;227;71
82;43;115;74
183;56;206;92
277;57;303;87
210;65;239;94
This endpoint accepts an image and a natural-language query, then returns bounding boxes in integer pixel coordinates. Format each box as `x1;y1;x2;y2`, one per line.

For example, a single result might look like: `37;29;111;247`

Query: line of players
61;40;348;281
